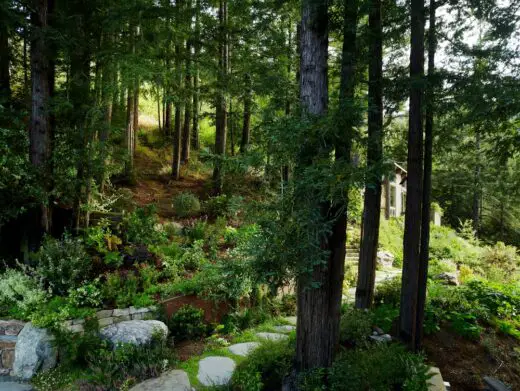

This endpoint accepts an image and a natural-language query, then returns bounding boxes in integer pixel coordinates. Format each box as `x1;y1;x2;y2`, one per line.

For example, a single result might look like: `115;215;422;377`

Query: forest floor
126;141;210;220
424;327;520;391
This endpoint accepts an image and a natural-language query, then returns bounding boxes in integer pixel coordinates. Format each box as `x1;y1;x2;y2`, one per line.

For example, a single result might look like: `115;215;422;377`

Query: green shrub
30;297;96;329
374;276;401;307
123;205;166;246
68;279;103;308
231;337;295;391
378;217;404;266
102;271;139;308
480;241;518;275
173;192;201;218
339;308;373;346
84;219;123;267
429;224;481;266
372;304;399;333
185;220;208;242
151;242;184;278
329;344;430;391
168;305;208;341
204;194;243;219
0;268;48;318
180;240;208;271
83;335;176;390
35;234;92;295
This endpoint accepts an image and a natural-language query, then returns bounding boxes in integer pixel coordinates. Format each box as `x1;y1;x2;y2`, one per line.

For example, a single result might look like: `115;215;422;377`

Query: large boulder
99;320;168;347
13;323;57;380
434;272;459;286
377;251;395;268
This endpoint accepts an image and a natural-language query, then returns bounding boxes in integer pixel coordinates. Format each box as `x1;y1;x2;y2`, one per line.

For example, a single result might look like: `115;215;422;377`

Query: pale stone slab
256;332;288;341
197;356;236;386
129;370;191;391
228;342;260;357
0;381;33;391
284;316;297;325
273;325;296;333
428;367;447;391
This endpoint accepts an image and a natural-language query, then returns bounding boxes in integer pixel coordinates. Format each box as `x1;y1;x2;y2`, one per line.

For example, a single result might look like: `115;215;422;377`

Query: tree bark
0;15;10;102
172;37;183;179
399;0;425;349
192;0;201;150
356;0;383;309
473;130;481;234
182;39;192;164
212;0;228;194
29;0;55;239
415;0;436;352
292;0;344;378
125;88;135;176
240;73;252;153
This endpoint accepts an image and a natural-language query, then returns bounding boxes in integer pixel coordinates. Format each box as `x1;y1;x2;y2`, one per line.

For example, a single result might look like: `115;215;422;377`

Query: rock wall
0;320;26;375
61;306;158;333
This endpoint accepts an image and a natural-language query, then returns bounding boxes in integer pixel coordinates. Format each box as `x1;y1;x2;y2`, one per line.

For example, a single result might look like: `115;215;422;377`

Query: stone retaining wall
61;306;158;333
0;320;26;375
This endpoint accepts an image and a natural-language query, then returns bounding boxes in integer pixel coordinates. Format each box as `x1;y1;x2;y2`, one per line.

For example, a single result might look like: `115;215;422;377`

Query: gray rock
228;342;260;357
369;334;392;343
373;326;385;335
273;325;296;333
483;376;512;391
197;356;236;386
377;251;395;268
100;320;168;347
129;370;191;391
12;323;57;380
256;332;289;341
0;381;33;391
434;272;459;286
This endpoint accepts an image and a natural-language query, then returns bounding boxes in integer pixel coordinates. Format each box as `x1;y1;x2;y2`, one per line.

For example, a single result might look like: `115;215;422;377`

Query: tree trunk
29;0;54;240
157;83;162;132
240;73;252;153
172;38;183;179
292;0;344;378
399;0;425;349
415;0;436;351
356;0;383;309
229;99;235;156
133;79;139;151
192;0;200;150
473;130;481;234
98;34;113;192
212;0;228;194
182;40;192;164
125;88;135;176
0;17;10;102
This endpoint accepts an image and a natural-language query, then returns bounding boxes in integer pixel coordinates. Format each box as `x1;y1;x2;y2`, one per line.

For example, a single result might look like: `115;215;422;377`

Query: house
381;163;408;219
380;162;442;226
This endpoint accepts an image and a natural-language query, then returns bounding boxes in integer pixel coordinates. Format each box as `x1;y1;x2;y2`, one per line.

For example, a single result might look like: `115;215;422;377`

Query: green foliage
480;241;518;277
231;337;295;391
168;305;208;341
31;366;78;391
123;205;166;246
372;304;399;333
30;297;96;329
83;335;176;390
374;276;402;307
67;279;103;308
102;271;141;308
180;240;207;271
378;218;404;266
85;219;124;267
429;224;481;266
0;268;48;318
173;192;201;218
34;234;92;295
339;308;373;346
204;194;243;219
328;344;430;391
185;220;208;242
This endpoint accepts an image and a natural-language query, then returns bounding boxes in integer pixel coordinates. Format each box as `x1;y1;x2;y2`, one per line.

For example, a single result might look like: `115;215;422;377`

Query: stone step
129;370;191;391
197;357;236;386
228;342;260;357
256;332;288;341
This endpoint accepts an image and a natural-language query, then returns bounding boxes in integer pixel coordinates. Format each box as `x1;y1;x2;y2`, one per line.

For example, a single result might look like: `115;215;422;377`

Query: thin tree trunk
0;18;10;102
125;88;135;176
240;73;252;153
229;99;235;156
133;79;139;152
99;34;113;192
172;37;183;179
192;0;201;150
399;0;425;349
473;130;481;234
416;0;436;351
212;0;228;194
157;83;162;132
356;0;383;309
182;39;192;164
